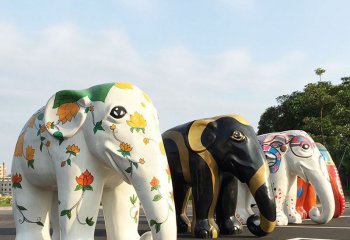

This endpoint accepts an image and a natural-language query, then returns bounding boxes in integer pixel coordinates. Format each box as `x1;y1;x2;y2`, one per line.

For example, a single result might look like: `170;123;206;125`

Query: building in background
0;162;11;196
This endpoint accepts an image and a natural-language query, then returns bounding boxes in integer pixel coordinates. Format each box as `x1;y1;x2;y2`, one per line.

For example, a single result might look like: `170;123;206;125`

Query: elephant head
259;130;335;224
188;115;276;236
44;82;176;239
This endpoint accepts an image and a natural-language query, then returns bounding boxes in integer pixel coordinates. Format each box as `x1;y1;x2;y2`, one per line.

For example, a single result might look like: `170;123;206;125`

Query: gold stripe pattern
260;215;276;233
163;131;191;183
248;161;270;197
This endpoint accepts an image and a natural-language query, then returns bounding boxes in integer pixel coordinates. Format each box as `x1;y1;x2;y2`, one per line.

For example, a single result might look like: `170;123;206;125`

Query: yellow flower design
115;82;133;89
127;112;147;133
25;145;35;169
57;102;80;124
159;142;166;156
25;146;35;161
139;158;145;164
110;124;116;130
46;122;54;129
143;138;150;145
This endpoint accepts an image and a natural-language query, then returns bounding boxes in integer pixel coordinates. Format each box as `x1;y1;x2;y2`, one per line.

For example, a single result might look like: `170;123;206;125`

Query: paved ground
1;204;349;239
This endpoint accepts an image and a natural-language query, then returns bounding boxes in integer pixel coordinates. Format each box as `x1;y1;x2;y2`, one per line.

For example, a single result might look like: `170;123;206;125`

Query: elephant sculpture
11;82;176;240
236;130;335;226
162;115;276;238
296;142;345;219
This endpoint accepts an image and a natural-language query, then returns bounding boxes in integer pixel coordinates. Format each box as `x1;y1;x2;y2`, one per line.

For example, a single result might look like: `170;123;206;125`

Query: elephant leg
50;191;60;240
102;181;140;240
271;179;288;225
296;177;308;219
216;174;242;235
13;181;53;240
190;157;220;239
235;180;254;224
286;176;302;224
173;183;192;233
57;169;104;240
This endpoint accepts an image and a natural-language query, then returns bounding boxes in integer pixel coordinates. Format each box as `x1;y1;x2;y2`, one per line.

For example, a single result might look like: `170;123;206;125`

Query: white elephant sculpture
11;82;176;240
236;130;334;226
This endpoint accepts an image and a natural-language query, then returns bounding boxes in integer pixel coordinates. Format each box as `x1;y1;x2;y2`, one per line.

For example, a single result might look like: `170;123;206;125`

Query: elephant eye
110;106;127;119
231;130;246;142
302;144;309;150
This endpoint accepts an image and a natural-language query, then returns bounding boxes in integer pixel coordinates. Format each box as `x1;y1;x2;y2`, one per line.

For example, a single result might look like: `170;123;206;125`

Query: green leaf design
155;223;161;233
28;160;34;169
17;205;27;211
125;167;132;173
83;185;93;191
40;142;44;152
74;185;83;191
93;120;105;134
53;131;64;145
67;159;71;166
130;195;138;205
132;162;138;169
40;137;45;141
150;219;157;226
36;221;44;227
118;149;131;157
130;127;134;133
86;217;95;226
53;83;114;108
152;194;162;201
151;185;160;191
85;107;89;113
60;210;72;219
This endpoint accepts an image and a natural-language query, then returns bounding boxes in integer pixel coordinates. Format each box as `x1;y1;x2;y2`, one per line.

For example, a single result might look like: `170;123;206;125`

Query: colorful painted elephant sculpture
236;130;335;226
162;115;276;238
11;82;176;240
296;142;345;219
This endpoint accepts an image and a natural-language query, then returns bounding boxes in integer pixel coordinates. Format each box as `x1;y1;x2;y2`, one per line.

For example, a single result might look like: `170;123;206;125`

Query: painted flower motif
143;138;150;145
139;158;145;164
166;165;171;182
66;144;80;156
14;134;24;157
46;121;55;129
89;105;94;112
110;124;116;130
25;146;35;169
46;141;51;147
57;102;80;124
159;142;166;156
150;177;160;191
170;191;174;201
118;142;133;157
115;82;133;89
12;173;22;189
27;113;38;128
75;170;94;191
127;112;147;133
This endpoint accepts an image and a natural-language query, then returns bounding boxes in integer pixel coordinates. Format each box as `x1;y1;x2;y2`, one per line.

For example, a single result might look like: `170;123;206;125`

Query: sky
1;0;350;171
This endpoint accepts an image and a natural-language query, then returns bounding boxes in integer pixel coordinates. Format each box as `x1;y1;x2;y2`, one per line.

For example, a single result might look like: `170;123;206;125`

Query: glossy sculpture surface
162;115;276;238
236;130;335;226
296;142;345;219
11;82;176;240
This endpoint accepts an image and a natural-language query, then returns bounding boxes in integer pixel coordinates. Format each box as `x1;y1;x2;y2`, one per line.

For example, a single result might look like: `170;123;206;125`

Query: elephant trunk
307;168;335;224
246;163;276;237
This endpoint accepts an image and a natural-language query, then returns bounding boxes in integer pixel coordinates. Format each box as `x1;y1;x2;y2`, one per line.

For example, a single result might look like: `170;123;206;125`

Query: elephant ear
44;93;91;143
188;119;217;152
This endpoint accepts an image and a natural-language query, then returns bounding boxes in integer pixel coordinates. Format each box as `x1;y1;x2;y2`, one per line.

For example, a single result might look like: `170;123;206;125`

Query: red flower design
12;173;22;184
75;170;94;191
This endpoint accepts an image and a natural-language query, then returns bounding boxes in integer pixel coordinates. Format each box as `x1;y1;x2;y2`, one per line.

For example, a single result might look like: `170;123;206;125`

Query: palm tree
314;68;326;81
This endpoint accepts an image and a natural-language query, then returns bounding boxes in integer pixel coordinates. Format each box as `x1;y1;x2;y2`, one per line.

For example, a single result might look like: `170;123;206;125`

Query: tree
314;67;326;81
258;78;350;188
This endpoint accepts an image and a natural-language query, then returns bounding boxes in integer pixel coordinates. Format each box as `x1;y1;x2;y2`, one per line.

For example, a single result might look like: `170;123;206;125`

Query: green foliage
0;197;12;206
258;79;350;183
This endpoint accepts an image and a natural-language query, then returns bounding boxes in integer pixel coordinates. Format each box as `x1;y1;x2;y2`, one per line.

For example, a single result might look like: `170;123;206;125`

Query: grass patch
0;196;12;207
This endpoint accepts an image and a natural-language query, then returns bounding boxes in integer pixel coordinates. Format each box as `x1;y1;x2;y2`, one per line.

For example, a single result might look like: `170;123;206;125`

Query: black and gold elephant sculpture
162;115;276;238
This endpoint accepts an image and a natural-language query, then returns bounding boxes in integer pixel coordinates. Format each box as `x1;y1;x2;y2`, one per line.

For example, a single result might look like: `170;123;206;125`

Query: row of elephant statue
11;82;345;240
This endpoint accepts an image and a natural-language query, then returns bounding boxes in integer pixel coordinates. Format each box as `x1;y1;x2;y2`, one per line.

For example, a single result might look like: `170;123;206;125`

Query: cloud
1;22;348;170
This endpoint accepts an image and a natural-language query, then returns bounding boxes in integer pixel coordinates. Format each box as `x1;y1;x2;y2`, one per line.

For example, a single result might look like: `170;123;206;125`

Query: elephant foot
193;219;219;239
177;214;191;233
288;212;302;224
296;206;308;219
219;217;243;235
276;212;288;226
